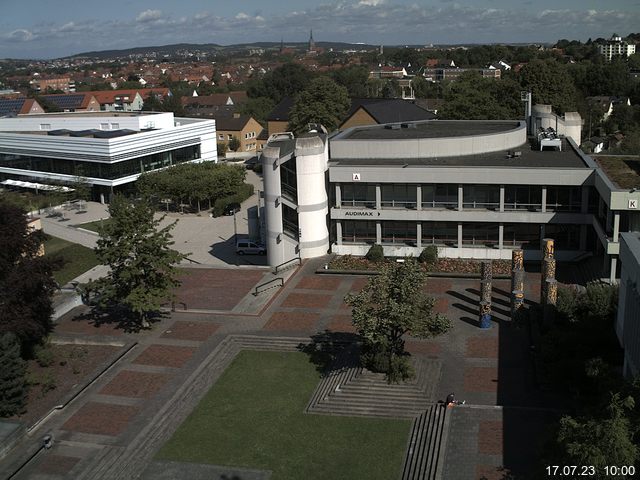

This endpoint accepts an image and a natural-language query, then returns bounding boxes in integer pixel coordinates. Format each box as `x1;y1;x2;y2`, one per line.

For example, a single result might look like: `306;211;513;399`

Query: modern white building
261;108;640;282
617;232;640;377
262;132;330;267
598;35;636;62
0;111;216;202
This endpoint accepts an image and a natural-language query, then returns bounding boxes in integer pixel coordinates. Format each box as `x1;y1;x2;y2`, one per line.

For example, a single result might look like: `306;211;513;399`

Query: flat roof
331;138;589;169
340;120;521;140
14;111;161;118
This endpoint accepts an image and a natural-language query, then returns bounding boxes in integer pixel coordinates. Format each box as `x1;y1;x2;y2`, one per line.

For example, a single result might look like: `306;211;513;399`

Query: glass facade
381;184;416;208
463;185;500;210
503;223;541;249
280;159;297;202
461;223;499;247
341;184;376;208
282;204;299;239
546;186;582;212
422;184;457;208
545;224;580;250
381;221;416;245
422;222;458;246
0;145;200;181
342;220;376;244
504;185;542;211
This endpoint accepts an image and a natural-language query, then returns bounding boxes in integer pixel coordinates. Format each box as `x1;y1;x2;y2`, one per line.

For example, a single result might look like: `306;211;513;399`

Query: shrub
34;343;55;367
556;286;579;322
211;183;255;217
0;333;27;417
583;282;618;321
365;244;384;262
418;245;438;265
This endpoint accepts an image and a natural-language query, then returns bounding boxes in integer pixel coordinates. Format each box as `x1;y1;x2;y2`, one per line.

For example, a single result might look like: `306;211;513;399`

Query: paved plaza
1;257;558;480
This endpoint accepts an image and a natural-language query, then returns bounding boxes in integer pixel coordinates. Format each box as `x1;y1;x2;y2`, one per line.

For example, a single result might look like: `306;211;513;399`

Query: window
504;185;542;211
39;124;51;130
342;221;376;244
546;186;581;212
461;223;499;247
463;185;500;210
503;223;541;249
227;134;233;140
110;123;119;129
342;184;376;208
100;123;109;130
381;221;416;245
422;184;457;208
381;184;416;208
218;134;223;140
422;222;457;246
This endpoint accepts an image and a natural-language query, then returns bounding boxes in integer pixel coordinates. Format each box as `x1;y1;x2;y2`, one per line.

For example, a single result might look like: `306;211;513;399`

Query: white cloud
5;29;35;42
235;12;250;20
358;0;385;5
136;9;163;23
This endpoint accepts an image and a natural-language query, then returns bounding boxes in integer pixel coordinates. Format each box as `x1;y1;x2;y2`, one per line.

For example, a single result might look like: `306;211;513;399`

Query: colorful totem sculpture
510;249;525;318
479;261;493;328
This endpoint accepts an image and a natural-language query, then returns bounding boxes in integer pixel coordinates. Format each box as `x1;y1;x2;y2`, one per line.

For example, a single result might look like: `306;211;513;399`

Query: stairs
401;404;448;480
307;356;441;418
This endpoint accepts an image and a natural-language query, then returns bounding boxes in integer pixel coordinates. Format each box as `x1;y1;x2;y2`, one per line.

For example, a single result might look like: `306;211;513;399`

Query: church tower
308;30;316;53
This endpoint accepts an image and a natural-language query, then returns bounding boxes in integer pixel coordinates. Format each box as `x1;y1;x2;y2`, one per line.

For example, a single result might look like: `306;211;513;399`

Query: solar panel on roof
42;94;84;109
0;99;25;116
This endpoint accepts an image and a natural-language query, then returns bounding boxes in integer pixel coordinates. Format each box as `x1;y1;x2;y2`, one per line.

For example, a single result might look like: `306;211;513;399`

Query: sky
1;0;640;59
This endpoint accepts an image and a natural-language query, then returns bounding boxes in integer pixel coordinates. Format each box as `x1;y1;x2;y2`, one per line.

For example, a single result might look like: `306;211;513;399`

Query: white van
236;240;266;255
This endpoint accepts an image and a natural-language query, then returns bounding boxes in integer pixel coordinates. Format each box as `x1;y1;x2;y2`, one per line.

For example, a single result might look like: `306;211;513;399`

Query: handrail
253;277;284;295
273;257;301;274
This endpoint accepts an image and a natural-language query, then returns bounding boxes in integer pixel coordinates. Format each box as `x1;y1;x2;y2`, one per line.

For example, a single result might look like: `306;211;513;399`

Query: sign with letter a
352;173;361;181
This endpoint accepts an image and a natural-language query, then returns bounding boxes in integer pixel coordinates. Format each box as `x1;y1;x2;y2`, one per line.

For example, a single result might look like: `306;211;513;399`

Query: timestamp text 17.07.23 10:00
546;465;636;476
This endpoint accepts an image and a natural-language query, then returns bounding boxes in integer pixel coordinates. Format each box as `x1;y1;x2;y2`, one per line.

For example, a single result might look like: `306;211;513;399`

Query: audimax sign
343;211;381;217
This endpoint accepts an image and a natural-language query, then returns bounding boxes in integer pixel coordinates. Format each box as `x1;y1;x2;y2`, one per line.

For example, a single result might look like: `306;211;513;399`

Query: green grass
44;236;99;285
75;218;111;233
157;351;411;480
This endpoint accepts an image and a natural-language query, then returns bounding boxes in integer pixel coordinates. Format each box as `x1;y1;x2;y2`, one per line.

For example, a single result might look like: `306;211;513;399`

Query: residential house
40;93;101;112
340;98;436;130
182;92;248;118
31;76;75;93
216;115;263;153
587;96;632;122
0;98;45;117
599;35;636;62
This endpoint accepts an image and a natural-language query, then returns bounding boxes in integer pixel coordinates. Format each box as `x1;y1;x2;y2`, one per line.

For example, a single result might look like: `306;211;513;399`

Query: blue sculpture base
479;313;492;329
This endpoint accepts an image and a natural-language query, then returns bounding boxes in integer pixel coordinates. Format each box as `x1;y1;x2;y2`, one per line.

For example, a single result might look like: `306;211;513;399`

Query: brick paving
464;367;499;393
161;320;219;341
133;345;196;368
478;420;503;454
296;276;343;291
466;336;499;358
476;464;512;480
3;257;564;480
54;313;126;336
263;311;320;332
173;268;265;311
281;292;334;309
100;371;173;398
326;314;356;333
62;402;139;436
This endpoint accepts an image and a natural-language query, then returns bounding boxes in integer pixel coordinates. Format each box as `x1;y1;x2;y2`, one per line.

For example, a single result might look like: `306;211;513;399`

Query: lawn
44;235;99;285
158;350;411;480
75;218;111;233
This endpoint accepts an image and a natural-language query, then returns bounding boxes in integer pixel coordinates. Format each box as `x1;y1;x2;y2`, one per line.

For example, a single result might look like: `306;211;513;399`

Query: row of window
340;220;581;250
340;184;589;212
0;145;200;180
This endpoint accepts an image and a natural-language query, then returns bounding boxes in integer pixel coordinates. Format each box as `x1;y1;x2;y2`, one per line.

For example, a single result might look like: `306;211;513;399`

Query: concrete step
401;404;448;480
310;404;419;418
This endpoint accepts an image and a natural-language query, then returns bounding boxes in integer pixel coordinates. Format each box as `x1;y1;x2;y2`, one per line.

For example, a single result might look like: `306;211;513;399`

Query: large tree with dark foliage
288;76;350;134
0;202;59;353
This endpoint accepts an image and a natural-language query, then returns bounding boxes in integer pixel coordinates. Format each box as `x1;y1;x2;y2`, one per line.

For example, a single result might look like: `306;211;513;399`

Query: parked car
224;202;241;216
236;240;266;255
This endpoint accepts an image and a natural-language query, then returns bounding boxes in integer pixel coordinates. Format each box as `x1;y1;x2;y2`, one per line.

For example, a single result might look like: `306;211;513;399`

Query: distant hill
65;41;382;60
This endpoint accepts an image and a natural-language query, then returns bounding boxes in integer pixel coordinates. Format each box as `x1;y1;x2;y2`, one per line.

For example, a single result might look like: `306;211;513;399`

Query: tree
330;65;370;98
0;202;60;352
518;59;579;113
238;96;275;126
0;333;27;417
288;76;350;134
248;63;313;103
555;393;638;473
84;195;186;329
344;260;451;382
228;136;241;152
